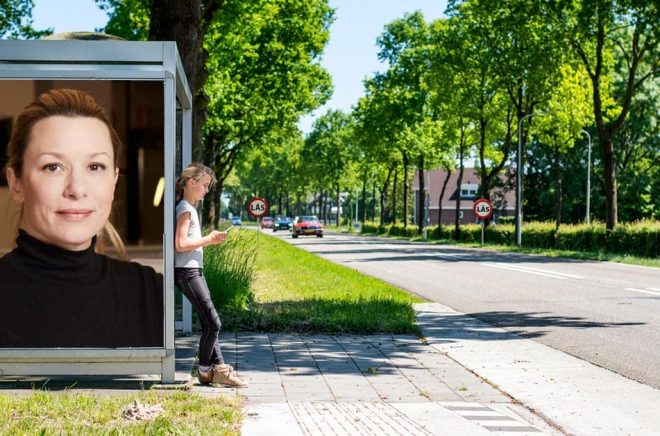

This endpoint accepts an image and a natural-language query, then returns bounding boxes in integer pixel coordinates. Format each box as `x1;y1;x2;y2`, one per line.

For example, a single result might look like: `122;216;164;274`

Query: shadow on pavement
0;376;160;391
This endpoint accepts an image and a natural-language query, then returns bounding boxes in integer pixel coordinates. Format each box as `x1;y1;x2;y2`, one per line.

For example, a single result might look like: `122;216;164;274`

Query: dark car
292;215;323;238
273;216;293;232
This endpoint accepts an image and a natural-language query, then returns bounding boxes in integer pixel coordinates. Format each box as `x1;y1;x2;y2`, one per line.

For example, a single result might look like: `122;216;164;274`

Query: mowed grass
219;231;423;334
0;391;242;435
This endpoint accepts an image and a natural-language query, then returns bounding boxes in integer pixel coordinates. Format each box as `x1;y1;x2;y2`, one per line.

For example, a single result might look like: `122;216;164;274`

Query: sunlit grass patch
217;231;423;334
0;390;242;435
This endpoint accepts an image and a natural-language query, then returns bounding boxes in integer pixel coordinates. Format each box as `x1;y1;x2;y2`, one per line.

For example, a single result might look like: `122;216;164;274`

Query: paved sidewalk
194;327;556;434
196;302;660;435
416;303;660;436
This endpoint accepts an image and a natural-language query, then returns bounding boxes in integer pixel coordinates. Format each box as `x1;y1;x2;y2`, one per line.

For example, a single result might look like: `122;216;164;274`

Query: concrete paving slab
222;329;551;435
417;303;660;435
242;403;305;436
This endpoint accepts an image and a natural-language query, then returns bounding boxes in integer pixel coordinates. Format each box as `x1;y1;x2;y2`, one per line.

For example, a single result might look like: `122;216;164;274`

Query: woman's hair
4;88;126;257
176;163;217;202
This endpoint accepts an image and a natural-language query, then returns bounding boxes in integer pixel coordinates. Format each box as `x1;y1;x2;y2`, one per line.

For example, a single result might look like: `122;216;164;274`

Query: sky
31;0;447;134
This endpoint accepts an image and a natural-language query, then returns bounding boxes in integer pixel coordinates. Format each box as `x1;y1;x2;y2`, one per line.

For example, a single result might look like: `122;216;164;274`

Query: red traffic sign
473;198;493;220
247;197;269;218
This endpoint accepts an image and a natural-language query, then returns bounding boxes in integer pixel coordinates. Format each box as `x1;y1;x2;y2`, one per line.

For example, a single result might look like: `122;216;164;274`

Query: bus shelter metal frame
0;40;192;383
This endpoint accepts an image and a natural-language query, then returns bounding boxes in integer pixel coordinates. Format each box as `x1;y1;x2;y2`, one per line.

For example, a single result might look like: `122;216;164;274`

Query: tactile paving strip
290;402;432;436
441;402;545;434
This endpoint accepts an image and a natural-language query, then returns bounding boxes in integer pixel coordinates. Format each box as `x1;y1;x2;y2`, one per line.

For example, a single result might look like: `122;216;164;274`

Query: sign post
473;198;493;244
247;196;269;242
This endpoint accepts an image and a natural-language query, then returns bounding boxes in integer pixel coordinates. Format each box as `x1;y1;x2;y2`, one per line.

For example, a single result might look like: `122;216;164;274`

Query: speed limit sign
473;198;493;220
247;197;269;218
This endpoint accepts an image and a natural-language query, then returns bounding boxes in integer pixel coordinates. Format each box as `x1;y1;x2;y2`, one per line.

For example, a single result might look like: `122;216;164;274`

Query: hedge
360;221;659;258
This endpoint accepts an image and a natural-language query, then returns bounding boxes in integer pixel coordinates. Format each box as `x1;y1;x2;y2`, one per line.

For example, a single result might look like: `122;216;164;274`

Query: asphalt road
266;230;660;390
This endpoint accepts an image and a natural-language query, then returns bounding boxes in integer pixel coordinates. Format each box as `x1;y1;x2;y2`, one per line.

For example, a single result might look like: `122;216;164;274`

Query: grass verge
218;230;423;334
0;391;242;435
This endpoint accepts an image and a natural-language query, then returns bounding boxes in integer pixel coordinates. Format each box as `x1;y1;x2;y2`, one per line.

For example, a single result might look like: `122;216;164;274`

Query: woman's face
7;115;119;251
187;174;211;203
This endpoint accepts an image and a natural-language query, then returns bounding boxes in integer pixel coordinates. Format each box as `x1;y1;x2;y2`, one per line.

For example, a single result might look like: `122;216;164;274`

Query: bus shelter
0;40;192;383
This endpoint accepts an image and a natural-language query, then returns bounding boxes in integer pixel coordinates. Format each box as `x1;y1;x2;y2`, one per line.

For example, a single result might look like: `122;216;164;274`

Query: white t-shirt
175;200;203;268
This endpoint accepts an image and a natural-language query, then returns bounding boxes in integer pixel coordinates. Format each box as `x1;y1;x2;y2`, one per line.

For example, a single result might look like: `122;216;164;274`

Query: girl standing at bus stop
175;163;247;387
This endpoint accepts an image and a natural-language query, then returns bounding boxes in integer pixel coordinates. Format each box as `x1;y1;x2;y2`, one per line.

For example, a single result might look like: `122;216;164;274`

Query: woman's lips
56;209;93;220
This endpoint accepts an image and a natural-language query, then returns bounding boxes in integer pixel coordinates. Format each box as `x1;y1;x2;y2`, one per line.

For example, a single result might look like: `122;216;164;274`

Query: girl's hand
206;230;227;245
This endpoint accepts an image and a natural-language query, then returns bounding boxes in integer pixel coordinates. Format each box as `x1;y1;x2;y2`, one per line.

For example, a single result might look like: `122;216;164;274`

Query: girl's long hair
176;163;217;204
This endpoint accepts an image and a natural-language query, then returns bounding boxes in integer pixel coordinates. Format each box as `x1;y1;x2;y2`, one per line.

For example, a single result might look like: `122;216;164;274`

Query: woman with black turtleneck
0;89;163;348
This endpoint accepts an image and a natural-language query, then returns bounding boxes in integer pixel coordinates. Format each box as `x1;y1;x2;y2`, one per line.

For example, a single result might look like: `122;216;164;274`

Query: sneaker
197;366;213;385
211;364;248;388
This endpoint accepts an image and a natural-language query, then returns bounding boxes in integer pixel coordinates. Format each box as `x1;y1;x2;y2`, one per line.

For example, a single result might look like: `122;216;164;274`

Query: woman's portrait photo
0;86;165;348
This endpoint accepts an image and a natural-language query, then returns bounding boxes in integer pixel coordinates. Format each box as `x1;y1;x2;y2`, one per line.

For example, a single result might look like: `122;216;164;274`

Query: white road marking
624;287;660;297
481;262;584;280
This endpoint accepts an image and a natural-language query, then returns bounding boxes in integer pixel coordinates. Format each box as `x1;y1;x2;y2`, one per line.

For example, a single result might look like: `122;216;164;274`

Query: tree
448;0;567;236
95;0;149;40
374;11;444;233
613;63;659;221
1;0;51;39
98;0;334;223
427;16;479;237
97;0;220;159
534;64;593;229
201;0;333;222
303;110;353;226
560;0;660;229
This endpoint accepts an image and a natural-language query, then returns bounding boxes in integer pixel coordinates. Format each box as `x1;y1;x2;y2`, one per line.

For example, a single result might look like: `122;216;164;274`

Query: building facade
412;168;515;225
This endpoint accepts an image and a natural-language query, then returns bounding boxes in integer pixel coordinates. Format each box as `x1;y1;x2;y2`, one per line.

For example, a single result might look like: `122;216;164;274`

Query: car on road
231;216;242;226
273;216;293;232
292;215;323;238
261;216;274;229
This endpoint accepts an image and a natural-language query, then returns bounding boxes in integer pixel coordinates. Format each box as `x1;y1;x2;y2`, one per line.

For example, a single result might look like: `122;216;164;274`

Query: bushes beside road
362;221;659;258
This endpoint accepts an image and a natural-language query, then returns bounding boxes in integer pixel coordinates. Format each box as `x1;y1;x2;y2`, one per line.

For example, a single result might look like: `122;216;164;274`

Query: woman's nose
63;170;87;199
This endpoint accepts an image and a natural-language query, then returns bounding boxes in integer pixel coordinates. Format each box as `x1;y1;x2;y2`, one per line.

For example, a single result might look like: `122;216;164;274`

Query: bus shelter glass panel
0;79;166;348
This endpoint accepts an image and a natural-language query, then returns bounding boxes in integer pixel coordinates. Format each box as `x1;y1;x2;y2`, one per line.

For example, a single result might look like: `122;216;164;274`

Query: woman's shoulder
0;251;13;274
103;256;163;288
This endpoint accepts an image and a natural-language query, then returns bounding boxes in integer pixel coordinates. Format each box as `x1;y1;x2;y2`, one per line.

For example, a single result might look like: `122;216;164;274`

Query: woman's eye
42;163;60;172
89;163;106;171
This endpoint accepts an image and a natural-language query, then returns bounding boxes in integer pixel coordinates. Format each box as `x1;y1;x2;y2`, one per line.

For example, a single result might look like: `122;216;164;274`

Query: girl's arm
175;211;226;253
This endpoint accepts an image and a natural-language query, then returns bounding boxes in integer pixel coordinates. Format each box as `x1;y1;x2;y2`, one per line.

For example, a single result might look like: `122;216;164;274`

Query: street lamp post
581;130;592;225
516;112;541;246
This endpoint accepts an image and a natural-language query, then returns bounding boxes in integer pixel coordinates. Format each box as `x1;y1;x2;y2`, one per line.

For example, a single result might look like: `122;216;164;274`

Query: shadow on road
417;309;645;343
309;246;589;265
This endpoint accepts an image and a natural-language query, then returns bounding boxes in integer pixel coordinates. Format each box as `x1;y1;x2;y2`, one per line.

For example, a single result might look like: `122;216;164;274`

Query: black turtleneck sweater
0;230;163;348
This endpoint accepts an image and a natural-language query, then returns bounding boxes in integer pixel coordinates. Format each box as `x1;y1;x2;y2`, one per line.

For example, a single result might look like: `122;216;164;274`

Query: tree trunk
402;153;409;228
391;168;398;225
416;156;425;235
149;0;222;162
361;177;367;223
438;167;452;227
554;145;562;232
455;128;466;240
336;183;341;227
602;137;617;229
379;167;393;230
371;180;376;223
